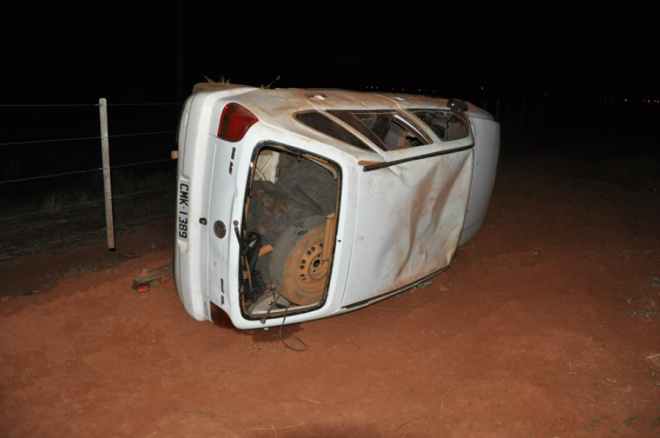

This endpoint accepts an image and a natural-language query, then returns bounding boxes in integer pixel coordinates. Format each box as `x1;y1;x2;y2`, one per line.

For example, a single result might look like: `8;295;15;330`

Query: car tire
269;215;328;306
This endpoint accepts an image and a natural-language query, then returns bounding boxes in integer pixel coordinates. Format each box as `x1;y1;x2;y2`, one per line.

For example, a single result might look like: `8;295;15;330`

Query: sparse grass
61;263;96;279
587;417;600;431
260;75;280;89
41;192;63;212
204;75;231;84
73;188;92;204
58;259;122;280
623;416;635;427
202;75;281;89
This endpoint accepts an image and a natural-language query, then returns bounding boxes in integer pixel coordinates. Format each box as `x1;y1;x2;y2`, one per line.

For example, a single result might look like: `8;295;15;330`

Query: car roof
190;83;485;158
192;82;452;112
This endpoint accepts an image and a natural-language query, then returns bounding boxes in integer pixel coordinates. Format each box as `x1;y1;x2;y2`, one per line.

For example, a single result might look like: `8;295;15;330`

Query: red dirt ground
1;134;659;437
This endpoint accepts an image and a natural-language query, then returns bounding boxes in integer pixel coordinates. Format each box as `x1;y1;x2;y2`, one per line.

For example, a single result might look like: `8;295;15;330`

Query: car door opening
239;144;340;320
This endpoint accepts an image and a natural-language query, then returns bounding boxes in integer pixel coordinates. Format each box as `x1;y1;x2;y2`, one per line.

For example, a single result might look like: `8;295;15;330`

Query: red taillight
210;301;236;328
217;103;258;142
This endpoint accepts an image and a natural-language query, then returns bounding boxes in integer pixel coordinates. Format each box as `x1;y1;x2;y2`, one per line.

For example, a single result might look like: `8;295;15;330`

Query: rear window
409;110;470;141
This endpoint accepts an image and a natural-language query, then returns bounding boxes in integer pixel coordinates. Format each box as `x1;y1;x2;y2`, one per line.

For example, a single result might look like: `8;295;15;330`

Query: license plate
177;180;190;241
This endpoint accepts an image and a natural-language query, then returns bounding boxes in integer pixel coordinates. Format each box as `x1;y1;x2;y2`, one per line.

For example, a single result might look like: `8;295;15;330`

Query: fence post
98;98;115;250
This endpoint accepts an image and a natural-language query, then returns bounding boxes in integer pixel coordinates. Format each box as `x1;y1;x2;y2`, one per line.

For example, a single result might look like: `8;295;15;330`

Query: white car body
174;83;499;329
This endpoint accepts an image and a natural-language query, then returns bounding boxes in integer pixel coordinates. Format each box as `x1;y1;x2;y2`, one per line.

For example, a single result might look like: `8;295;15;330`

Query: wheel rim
270;216;330;306
295;241;328;292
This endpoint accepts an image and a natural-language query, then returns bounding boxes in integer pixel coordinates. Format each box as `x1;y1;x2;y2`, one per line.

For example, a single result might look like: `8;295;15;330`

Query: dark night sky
1;1;658;104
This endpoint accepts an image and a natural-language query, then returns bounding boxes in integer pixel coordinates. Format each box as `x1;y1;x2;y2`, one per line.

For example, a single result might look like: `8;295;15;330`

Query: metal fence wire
0;100;181;260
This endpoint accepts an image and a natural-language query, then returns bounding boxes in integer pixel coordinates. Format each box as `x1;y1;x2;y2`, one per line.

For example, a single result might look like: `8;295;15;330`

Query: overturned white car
174;83;499;329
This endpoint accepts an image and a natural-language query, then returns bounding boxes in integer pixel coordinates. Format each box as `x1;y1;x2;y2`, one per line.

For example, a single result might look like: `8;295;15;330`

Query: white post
99;98;115;250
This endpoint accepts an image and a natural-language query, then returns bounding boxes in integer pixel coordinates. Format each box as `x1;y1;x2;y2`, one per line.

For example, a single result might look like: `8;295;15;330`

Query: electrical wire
278;305;308;352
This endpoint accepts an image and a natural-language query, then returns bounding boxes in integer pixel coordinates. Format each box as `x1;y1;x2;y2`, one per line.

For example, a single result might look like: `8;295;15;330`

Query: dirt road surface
1;118;659;437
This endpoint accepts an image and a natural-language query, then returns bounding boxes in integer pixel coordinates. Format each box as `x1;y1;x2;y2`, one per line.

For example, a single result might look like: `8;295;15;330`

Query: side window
295;112;372;151
328;110;431;151
409;110;470;141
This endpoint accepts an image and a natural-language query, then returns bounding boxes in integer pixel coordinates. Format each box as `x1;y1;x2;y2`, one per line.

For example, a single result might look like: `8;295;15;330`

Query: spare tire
269;215;328;306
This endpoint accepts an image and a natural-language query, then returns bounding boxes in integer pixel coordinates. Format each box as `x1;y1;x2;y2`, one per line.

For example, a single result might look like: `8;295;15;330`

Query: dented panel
342;148;473;307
